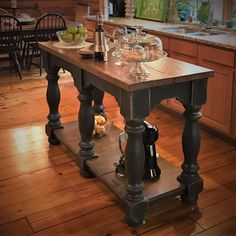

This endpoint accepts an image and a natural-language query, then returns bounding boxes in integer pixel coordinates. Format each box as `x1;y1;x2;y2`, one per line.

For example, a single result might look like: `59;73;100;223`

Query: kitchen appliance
143;120;161;180
108;0;125;17
116;121;161;180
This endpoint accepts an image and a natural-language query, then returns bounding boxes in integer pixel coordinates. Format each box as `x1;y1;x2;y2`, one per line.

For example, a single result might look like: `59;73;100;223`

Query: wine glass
112;27;128;66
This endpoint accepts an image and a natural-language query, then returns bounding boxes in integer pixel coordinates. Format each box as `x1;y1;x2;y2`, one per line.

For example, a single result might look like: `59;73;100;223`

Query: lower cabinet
198;46;234;135
231;73;236;138
199;61;233;134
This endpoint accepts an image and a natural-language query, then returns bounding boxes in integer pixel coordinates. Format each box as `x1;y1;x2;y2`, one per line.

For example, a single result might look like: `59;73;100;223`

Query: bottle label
94;31;105;52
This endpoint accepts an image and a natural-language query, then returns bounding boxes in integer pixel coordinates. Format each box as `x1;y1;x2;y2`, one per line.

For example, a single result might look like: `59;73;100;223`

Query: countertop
86;16;236;51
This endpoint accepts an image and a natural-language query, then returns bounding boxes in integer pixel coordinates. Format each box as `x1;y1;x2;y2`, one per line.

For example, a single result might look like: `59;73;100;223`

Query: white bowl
56;31;87;46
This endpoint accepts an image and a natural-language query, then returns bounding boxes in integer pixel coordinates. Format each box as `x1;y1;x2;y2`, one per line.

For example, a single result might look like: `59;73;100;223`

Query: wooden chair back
0;14;22;49
34;13;66;42
0;8;10;15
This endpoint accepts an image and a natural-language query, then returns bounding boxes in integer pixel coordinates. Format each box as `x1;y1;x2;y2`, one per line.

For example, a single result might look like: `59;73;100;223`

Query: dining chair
0;14;22;79
27;13;66;75
0;8;10;15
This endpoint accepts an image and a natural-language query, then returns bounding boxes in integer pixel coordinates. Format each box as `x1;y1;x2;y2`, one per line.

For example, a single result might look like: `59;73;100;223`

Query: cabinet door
199;61;233;134
231;73;236;138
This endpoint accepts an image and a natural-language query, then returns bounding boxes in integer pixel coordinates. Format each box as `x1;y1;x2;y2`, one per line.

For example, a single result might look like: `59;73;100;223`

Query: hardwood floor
0;70;236;236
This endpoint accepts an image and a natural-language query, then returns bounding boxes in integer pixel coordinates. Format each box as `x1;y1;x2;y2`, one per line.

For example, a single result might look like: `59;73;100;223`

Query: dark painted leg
93;88;105;115
177;105;203;203
45;66;63;145
78;86;97;178
122;120;148;226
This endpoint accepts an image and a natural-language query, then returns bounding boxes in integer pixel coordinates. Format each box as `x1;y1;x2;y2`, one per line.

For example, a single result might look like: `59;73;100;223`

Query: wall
78;0;100;14
0;0;100;20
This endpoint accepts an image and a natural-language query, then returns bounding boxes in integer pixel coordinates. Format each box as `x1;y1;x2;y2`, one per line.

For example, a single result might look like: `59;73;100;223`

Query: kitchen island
39;41;213;226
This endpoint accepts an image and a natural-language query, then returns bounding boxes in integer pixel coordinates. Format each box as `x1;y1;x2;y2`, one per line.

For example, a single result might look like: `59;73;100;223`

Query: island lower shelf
54;121;185;203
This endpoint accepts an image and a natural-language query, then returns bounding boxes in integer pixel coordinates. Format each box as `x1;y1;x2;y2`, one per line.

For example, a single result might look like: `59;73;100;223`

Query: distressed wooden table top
39;41;213;92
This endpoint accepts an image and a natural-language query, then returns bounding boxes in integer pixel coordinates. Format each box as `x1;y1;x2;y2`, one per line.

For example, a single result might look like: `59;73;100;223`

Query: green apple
61;31;73;43
77;26;88;36
74;33;84;44
67;26;78;35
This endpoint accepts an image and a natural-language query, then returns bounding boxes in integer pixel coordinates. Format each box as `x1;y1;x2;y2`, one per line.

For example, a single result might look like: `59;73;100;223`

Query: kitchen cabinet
231;69;236;138
198;45;234;135
169;38;198;63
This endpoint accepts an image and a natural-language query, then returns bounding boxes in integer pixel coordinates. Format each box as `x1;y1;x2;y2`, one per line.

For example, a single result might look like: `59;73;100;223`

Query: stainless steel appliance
108;0;125;17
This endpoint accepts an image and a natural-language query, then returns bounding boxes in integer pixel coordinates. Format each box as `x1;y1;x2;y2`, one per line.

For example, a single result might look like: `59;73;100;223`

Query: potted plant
176;0;192;21
224;9;236;28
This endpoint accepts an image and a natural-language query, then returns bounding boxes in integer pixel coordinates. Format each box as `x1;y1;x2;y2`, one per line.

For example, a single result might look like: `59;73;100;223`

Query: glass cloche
119;29;167;79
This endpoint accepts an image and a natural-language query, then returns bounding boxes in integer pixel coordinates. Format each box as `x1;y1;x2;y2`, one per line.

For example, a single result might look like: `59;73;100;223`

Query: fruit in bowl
57;25;88;46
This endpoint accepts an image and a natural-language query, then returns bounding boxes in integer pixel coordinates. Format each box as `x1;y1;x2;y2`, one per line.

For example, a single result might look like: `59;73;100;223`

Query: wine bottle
94;12;106;61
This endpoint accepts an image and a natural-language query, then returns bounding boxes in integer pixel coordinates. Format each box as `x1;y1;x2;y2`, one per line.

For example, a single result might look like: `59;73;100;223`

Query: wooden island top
39;41;213;92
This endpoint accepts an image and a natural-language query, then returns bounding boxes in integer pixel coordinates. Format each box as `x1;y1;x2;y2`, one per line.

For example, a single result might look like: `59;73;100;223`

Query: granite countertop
86;16;236;51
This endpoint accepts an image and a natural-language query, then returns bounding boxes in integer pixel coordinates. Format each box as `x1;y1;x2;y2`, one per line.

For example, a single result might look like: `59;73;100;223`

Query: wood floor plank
0;156;54;181
140;217;204;236
29;197;199;236
194;217;236;236
0;188;80;226
201;162;236;190
0;218;33;236
190;196;236;229
0;169;93;209
199;149;236;174
198;179;236;209
27;190;115;232
30;205;132;236
0;166;61;194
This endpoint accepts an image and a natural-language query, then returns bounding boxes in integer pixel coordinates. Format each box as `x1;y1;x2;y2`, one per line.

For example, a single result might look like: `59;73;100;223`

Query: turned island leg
45;66;63;145
122;120;148;226
77;86;96;178
178;105;203;203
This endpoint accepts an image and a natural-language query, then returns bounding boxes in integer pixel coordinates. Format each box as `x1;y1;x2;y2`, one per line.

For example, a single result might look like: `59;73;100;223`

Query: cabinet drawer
170;53;198;64
169;38;198;57
199;45;234;67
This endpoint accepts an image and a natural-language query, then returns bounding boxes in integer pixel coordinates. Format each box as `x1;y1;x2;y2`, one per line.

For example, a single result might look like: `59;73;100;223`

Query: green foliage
175;1;192;12
197;2;208;23
175;1;192;21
